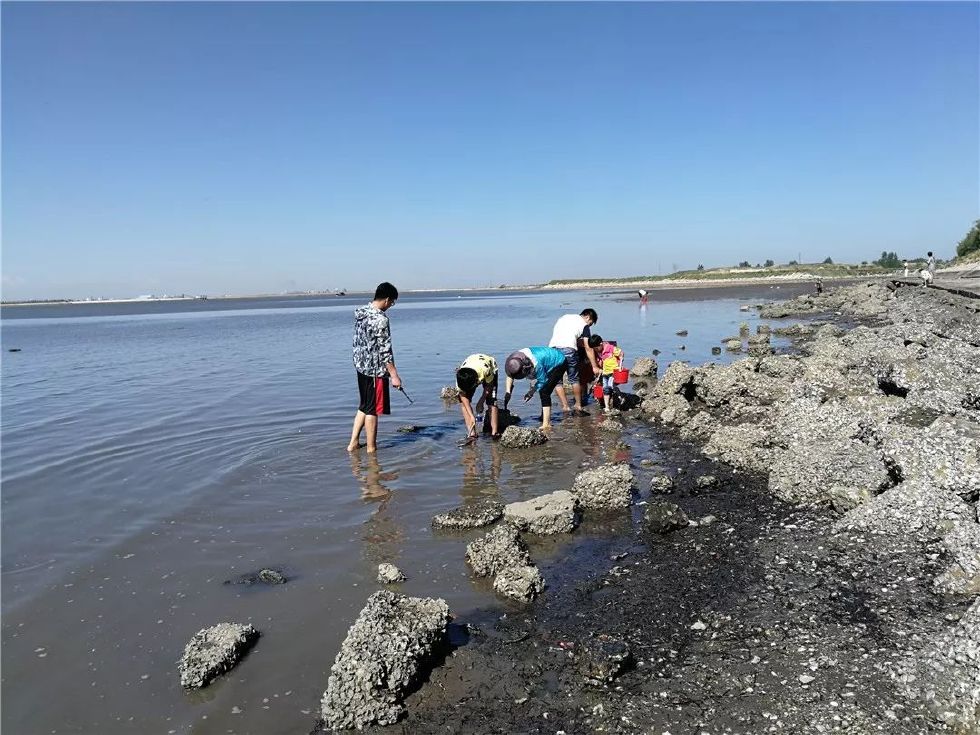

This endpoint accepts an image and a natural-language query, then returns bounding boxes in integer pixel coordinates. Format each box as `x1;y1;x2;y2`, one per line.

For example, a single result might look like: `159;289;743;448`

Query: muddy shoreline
346;282;979;734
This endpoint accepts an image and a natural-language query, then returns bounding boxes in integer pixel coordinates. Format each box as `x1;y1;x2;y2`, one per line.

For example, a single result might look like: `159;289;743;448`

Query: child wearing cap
503;347;570;429
455;353;500;443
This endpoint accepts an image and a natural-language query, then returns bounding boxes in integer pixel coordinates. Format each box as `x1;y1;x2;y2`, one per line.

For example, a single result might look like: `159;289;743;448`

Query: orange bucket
613;368;629;385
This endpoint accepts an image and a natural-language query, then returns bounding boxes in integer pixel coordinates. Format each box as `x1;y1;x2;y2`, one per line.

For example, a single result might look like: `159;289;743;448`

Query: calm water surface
1;285;806;734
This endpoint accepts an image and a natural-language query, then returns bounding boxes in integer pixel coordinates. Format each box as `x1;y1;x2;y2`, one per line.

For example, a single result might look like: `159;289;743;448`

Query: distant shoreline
1;271;906;306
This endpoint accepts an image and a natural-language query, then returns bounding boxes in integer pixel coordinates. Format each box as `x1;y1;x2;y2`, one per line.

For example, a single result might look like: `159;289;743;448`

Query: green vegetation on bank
956;220;979;258
544;261;892;286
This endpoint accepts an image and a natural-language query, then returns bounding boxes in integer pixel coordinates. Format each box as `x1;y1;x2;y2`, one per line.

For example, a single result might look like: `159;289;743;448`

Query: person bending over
455;353;500;444
503;347;569;430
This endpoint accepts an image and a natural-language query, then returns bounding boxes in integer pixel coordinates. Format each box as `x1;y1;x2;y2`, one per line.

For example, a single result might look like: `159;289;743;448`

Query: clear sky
2;2;978;299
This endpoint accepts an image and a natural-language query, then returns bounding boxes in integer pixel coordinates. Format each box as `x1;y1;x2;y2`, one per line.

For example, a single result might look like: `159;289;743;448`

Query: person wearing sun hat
503;347;570;430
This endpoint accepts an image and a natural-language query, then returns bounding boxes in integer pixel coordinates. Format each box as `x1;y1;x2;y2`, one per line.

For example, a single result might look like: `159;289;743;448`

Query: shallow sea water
1;284;809;734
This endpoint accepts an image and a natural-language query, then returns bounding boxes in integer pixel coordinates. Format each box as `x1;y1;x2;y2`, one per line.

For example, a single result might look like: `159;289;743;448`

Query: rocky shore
340;281;978;734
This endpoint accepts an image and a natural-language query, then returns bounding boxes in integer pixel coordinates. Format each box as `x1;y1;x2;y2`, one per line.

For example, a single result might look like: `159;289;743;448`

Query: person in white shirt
548;308;600;416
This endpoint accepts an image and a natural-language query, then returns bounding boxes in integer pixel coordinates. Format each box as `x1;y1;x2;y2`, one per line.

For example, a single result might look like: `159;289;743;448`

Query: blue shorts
560;348;580;382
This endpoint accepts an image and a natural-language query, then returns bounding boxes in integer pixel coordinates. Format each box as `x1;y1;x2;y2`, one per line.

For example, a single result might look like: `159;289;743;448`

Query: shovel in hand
396;385;414;404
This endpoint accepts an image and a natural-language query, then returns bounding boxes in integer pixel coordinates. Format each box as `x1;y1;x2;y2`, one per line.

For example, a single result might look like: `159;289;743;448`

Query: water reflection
458;441;502;502
350;453;404;563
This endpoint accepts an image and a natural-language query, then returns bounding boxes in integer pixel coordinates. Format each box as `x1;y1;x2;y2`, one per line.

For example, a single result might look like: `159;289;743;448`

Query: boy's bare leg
490;404;499;435
347;410;366;451
365;415;379;453
572;382;584;410
540;406;552;430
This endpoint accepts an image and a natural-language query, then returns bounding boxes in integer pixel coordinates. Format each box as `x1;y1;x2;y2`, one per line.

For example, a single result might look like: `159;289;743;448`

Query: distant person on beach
903;260;910;277
597;337;624;413
455;353;500;444
927;251;936;277
503;347;570;430
638;289;649;304
549;308;600;416
347;282;401;453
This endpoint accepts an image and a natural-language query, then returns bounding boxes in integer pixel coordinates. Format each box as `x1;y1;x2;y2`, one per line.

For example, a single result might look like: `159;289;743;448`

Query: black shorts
357;372;390;416
458;372;499;406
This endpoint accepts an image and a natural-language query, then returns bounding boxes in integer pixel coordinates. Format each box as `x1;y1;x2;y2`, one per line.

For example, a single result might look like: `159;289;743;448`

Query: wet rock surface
316;591;451;731
498;425;548;448
578;634;632;684
503;490;578;535
225;567;287;586
431;498;504;529
178;622;259;689
465;524;532;578
570;463;635;510
377;563;406;584
493;565;546;602
643;501;690;533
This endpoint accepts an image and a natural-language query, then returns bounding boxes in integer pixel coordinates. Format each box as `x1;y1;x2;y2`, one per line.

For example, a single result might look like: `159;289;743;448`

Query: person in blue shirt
503;347;571;429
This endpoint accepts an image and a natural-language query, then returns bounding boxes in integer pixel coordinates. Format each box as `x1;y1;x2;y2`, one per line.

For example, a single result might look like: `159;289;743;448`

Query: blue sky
2;2;978;299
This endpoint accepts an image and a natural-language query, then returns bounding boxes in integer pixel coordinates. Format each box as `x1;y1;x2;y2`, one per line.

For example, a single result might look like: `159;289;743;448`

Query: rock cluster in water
318;591;450;731
178;622;260;689
504;490;578;535
570;463;635;509
377;563;406;584
498;425;548;448
431;498;504;529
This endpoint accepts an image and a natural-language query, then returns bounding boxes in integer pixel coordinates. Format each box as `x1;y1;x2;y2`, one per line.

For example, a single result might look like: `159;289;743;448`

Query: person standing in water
348;282;401;453
548;308;600;416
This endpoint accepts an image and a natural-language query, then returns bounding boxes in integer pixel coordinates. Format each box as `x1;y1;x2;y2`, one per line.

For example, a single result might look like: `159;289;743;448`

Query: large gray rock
630;357;657;378
570;463;635;509
702;423;773;474
493;565;545;602
499;425;548;448
833;481;973;541
768;437;890;505
877;416;980;501
503;490;578;535
178;622;259;689
432;499;504;529
465;524;531;577
319;591;450;730
439;385;460;400
649;474;674;493
898;597;980;733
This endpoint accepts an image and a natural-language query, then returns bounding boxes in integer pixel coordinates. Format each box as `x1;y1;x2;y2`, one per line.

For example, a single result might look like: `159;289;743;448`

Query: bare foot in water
347;442;364;452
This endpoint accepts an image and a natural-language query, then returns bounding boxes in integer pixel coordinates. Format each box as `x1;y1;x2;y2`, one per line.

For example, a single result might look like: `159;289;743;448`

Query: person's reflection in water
349;452;404;563
459;440;503;503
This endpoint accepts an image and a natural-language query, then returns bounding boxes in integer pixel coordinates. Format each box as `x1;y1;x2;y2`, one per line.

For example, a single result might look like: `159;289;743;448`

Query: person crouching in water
503;347;569;430
596;336;624;413
455;354;500;444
